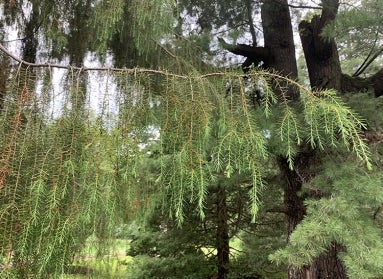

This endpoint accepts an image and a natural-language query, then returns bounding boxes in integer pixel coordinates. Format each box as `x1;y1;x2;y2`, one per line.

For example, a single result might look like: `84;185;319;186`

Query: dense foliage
0;0;382;279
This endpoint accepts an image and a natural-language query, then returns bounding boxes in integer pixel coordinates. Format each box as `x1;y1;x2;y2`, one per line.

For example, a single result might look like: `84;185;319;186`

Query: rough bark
261;0;299;100
219;0;298;100
260;2;312;278
277;147;319;279
277;157;307;279
261;0;298;80
216;184;230;279
300;0;383;97
299;0;342;91
220;1;306;277
309;243;347;279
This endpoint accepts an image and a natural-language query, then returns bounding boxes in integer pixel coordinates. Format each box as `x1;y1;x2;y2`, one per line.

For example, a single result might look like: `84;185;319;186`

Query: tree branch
0;43;190;78
321;0;340;22
287;3;322;10
354;46;383;77
218;38;272;69
245;0;258;46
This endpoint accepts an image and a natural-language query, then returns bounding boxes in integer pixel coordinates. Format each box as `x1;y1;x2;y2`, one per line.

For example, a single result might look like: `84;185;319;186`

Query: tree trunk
300;0;383;97
298;1;349;278
277;157;306;279
277;146;319;279
220;1;353;278
219;0;298;100
261;0;298;78
216;184;230;279
0;56;9;110
299;1;342;91
22;4;39;63
261;0;298;99
260;2;311;278
309;243;347;279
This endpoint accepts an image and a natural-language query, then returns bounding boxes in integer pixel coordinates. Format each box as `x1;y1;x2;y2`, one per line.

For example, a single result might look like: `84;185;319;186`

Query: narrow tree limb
218;38;268;57
218;38;272;70
341;68;383;97
245;0;258;46
0;43;190;79
354;48;383;77
353;31;381;77
287;3;322;10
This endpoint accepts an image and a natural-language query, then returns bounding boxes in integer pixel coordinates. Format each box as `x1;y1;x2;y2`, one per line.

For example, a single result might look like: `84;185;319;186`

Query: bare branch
0;43;190;78
245;0;258;46
287;4;322;10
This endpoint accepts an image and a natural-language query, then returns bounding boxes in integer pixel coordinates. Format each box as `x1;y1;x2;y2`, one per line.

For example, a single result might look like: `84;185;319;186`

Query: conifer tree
179;0;383;278
0;1;382;279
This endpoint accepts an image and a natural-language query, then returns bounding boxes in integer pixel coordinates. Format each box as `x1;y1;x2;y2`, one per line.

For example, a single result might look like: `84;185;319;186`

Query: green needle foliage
0;69;132;277
270;159;383;278
0;1;378;277
0;56;372;277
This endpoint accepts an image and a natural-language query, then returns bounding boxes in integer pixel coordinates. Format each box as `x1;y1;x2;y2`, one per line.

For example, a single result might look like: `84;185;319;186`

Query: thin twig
0;43;189;78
